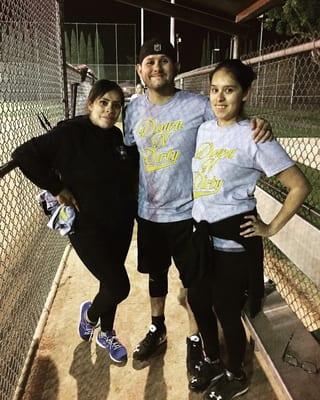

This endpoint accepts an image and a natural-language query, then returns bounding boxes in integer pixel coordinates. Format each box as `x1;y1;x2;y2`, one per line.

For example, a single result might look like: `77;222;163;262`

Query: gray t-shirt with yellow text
124;90;214;222
192;119;295;224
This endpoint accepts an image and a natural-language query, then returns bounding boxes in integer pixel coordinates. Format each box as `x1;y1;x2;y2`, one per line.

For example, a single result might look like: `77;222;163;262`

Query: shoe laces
195;362;202;371
195;359;209;370
188;337;202;359
103;334;123;350
191;341;200;350
143;329;157;346
142;324;164;345
82;321;96;340
194;358;207;371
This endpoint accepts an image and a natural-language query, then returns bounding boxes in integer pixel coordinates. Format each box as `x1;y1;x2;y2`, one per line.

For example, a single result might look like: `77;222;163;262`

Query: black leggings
188;251;248;374
69;222;133;332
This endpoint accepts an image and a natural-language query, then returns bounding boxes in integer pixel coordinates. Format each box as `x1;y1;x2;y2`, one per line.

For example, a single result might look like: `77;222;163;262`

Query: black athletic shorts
137;217;196;287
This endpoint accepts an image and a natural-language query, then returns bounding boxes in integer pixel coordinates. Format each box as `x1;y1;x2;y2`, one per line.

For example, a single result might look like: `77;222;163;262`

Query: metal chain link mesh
64;23;136;90
0;1;92;399
1;5;319;396
66;64;95;117
175;35;320;332
242;34;320;59
264;239;320;332
243;48;320;228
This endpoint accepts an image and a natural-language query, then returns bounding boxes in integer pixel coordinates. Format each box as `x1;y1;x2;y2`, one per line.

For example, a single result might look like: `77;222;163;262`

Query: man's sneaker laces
133;324;167;360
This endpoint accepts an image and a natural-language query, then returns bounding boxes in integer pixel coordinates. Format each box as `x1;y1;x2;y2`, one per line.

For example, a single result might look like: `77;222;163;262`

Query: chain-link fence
64;23;137;93
0;1;93;399
242;38;320;231
66;63;95;118
175;35;320;333
1;3;319;396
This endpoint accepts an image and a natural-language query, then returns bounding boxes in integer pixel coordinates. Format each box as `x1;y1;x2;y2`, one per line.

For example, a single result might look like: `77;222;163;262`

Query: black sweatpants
188;250;249;375
69;221;133;332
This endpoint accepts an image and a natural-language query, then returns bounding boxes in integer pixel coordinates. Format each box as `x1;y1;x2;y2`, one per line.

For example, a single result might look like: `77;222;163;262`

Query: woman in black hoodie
12;79;138;363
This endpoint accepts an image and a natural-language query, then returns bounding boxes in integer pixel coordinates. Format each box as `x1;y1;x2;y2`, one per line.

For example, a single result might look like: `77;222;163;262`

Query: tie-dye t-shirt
124;90;214;222
192;119;295;223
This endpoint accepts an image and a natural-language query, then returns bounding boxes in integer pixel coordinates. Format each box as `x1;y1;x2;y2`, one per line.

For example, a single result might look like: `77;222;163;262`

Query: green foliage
96;34;104;64
70;29;78;64
64;31;71;62
265;0;320;37
200;33;212;66
200;36;207;67
87;34;95;65
206;33;211;65
79;31;87;63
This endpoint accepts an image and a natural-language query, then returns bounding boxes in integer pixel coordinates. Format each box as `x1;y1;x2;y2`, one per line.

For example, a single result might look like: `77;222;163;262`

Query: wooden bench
242;290;320;400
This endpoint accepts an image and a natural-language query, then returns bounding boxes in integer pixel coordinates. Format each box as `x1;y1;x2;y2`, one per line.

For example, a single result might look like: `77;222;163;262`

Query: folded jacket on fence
37;190;75;236
47;204;75;236
37;190;60;215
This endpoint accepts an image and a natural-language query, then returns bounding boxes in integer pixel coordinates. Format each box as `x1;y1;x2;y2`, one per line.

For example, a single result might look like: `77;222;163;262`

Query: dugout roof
113;0;284;35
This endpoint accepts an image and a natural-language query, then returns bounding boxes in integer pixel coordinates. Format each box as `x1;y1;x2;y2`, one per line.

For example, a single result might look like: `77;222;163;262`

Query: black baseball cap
138;38;177;64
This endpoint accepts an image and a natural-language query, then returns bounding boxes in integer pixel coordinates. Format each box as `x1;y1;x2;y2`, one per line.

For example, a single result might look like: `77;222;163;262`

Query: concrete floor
22;227;278;400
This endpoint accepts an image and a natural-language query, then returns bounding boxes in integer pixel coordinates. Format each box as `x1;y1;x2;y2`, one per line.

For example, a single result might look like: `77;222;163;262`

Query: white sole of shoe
109;353;127;363
232;387;249;398
211;372;224;382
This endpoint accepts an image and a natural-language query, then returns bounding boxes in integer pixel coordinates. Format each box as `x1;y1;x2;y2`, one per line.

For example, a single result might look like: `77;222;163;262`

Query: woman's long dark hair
209;59;256;93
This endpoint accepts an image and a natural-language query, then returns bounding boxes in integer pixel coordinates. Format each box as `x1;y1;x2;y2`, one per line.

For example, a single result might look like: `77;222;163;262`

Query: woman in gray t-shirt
187;59;311;400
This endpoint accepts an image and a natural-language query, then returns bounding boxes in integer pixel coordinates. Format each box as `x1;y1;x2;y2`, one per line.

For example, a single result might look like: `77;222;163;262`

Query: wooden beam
114;0;248;36
236;0;284;23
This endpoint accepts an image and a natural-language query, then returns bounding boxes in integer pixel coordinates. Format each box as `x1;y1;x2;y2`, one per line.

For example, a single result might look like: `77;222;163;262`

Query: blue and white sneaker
96;330;127;363
78;301;98;341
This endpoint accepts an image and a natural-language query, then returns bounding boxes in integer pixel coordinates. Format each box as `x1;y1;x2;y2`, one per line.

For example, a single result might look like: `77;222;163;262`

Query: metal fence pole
58;0;69;119
290;56;297;110
115;24;119;83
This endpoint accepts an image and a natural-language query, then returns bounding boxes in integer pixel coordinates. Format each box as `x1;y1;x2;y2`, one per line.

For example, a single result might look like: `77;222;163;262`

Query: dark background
63;0;283;73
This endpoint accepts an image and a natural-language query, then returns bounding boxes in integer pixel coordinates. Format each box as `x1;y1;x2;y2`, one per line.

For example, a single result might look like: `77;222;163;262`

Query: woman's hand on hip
240;215;273;238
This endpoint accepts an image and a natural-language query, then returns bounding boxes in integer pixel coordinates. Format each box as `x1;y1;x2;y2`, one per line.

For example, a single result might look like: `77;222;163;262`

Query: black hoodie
12;115;138;231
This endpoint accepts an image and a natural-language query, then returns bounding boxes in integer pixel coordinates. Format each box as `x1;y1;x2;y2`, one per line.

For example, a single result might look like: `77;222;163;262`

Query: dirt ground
22;226;278;400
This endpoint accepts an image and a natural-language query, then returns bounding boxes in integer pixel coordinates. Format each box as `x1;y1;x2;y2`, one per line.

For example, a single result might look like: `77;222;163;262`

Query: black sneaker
189;358;224;392
133;324;167;361
203;370;248;400
186;334;204;375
